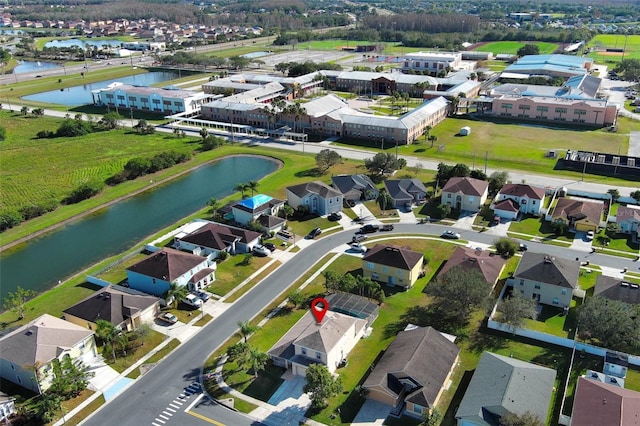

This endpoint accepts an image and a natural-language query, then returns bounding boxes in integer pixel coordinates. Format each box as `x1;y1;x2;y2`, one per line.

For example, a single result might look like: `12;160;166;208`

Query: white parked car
586;231;595;241
350;243;368;253
252;244;271;257
182;293;203;308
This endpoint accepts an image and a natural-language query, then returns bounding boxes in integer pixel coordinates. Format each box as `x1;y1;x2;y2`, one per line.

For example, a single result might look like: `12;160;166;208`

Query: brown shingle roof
63;285;160;327
437;247;506;285
552;198;603;225
493;198;520;213
126;248;206;281
362;244;424;271
363;326;459;409
180;222;261;247
442;177;488;196
499;183;546;200
616;205;640;224
571;377;640;426
0;314;94;366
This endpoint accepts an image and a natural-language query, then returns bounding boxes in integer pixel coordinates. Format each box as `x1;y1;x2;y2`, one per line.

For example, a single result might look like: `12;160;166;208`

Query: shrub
64;179;105;204
18;200;58;220
216;251;230;262
0;210;24;231
56;118;92;137
36;130;55;139
0;126;5;141
436;203;452;219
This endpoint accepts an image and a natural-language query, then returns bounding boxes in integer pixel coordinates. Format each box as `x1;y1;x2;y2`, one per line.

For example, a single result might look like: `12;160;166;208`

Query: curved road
82;223;637;426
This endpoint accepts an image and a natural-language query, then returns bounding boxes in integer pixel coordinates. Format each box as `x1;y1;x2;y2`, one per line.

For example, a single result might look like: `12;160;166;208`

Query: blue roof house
230;194;286;233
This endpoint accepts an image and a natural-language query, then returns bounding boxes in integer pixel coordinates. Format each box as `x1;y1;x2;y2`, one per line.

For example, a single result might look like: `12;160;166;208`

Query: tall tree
427;268;491;322
96;319;125;363
166;281;188;309
364;152;402;177
207;197;221;220
237;320;259;343
376;188;394;214
489;171;509;194
315;149;342;173
303;364;342;409
496;294;537;332
247;346;269;378
246;181;260;197
494;237;519;258
234;183;249;198
578;296;640;351
3;286;37;320
136;323;152;347
323;270;341;293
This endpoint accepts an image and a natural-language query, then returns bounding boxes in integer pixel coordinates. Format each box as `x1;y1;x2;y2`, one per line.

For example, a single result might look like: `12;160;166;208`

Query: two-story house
0;314;97;393
362;244;424;290
286;181;343;216
437;247;506;291
511;252;579;308
230;194;286;233
268;311;367;376
126;248;215;297
441;177;489;212
492;183;546;220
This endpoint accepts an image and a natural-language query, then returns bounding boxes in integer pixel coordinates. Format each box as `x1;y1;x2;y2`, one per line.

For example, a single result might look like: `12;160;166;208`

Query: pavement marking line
166;407;176;412
185;394;204;412
172;400;183;405
186;410;225;426
162;411;173;416
170;403;181;408
152;423;163;426
154;419;165;424
159;414;169;420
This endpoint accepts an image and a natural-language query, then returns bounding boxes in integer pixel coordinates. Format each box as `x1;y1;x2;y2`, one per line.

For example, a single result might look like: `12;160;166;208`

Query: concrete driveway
150;320;201;342
570;231;594;253
453;212;477;230
351;399;392;426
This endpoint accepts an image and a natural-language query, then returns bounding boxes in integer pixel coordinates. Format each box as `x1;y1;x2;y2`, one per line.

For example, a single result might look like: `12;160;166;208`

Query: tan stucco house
441;177;489;212
362;244;424;290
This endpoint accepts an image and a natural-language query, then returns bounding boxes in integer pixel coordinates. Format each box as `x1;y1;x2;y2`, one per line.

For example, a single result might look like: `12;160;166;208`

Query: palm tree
246;181;259;197
234;183;249;198
166;281;188;309
237;320;259;343
136;323;152;347
428;135;438;148
281;204;294;221
199;127;209;141
96;319;122;363
248;346;269;378
207;197;221;219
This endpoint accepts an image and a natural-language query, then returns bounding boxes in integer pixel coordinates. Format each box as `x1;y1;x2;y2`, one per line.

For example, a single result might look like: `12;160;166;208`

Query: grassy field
587;34;640;63
472;41;559;55
294;39;425;55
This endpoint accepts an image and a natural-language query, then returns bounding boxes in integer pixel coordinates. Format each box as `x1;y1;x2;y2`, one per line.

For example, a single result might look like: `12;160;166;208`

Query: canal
0;156;279;300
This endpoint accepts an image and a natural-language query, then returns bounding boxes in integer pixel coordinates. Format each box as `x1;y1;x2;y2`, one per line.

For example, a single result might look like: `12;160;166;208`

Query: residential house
286;181;343;216
551;197;604;232
594;276;640;305
441;177;489;212
437;247;506;290
126;248;215;296
616;205;640;237
0;392;15;424
267;311;367;376
456;352;556;426
492;183;546;220
511;252;579;308
384;179;428;209
63;285;161;332
0;314;97;393
230;194;286;233
362;244;424;289
362;326;460;418
331;174;379;203
570;377;640;426
324;292;379;327
175;220;262;256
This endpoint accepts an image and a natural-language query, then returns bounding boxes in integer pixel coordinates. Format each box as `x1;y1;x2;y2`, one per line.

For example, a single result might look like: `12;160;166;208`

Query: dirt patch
596;51;624;56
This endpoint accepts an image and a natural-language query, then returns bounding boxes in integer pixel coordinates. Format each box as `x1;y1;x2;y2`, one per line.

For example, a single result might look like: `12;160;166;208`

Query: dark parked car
328;212;342;221
194;290;210;302
352;234;367;243
263;242;277;252
381;224;394;231
359;224;380;234
440;230;461;239
518;243;528;251
308;227;322;239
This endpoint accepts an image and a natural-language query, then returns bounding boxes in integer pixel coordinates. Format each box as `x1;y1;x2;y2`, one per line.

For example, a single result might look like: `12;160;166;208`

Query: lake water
13;60;61;74
44;39;123;49
22;71;179;106
0;156;279;301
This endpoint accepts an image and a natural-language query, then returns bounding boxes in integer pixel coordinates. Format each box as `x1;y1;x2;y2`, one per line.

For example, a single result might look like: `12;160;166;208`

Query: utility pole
484;151;488;175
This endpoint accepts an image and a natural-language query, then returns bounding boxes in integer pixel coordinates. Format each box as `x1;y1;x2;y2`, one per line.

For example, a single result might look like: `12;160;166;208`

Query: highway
82;224;637;426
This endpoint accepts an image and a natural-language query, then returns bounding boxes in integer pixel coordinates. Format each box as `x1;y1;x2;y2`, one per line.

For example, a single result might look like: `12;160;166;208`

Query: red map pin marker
311;297;329;324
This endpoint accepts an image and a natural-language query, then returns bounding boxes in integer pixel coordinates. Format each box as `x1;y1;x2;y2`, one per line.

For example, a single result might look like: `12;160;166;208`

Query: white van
182;293;203;308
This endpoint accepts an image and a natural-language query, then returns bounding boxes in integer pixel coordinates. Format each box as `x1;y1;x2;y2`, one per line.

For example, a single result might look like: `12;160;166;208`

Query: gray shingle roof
363;326;459;409
286;180;341;199
384;179;428;202
126;248;207;282
331;174;378;197
513;252;579;289
456;352;556;425
594;276;640;304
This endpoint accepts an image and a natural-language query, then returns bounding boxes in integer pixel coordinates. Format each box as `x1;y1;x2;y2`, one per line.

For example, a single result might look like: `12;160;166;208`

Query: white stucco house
268;311;367;376
175;220;263;256
285;181;343;216
230;194;286;233
441;177;489;212
492;183;546;219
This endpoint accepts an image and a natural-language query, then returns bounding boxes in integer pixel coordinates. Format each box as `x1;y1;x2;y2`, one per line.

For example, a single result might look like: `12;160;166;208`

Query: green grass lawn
473;41;558;55
209;255;272;297
523;298;579;338
587;34;640;63
106;329;168;373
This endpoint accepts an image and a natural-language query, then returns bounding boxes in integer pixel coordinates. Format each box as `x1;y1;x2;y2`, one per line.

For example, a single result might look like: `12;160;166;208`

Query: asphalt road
82;224;637;426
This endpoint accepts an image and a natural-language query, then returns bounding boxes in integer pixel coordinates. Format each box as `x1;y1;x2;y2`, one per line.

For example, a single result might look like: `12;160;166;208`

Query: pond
13;60;61;74
241;51;271;59
0;155;279;301
22;71;179;106
44;39;123;49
